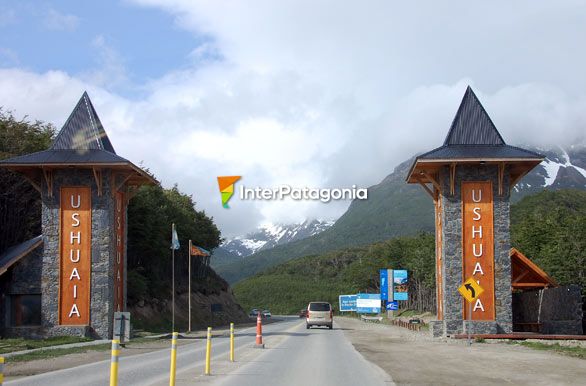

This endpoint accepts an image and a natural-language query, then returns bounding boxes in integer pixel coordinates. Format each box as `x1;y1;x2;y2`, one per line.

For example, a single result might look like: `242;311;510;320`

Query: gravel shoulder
336;316;586;386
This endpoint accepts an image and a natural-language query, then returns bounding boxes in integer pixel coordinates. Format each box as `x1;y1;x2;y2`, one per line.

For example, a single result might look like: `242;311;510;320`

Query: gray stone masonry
432;164;513;337
40;168;125;339
513;285;583;335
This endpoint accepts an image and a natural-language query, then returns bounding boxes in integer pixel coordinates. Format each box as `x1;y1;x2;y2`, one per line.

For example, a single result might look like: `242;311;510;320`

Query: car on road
262;309;271;318
306;301;333;329
299;309;308;318
249;308;259;318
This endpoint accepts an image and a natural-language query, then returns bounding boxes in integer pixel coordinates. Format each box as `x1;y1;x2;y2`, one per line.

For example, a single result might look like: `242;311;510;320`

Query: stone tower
0;93;155;338
406;87;543;337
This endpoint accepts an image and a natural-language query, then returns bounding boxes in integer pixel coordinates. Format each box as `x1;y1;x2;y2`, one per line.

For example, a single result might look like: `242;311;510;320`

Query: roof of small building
0;235;43;277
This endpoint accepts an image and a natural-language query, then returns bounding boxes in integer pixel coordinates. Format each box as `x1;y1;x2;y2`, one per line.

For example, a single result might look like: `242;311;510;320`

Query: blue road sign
386;301;399;311
356;293;381;314
380;269;389;301
339;294;357;312
393;270;409;301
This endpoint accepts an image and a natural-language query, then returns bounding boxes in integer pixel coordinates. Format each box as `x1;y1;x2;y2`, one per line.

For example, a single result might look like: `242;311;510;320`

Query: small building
0;93;156;339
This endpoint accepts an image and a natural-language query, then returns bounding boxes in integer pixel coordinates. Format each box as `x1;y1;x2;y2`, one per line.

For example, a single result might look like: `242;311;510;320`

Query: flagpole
172;224;175;333
188;239;192;333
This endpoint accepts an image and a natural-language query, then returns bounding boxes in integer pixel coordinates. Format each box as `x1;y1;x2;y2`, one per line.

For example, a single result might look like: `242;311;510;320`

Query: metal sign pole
468;301;472;346
188;240;192;333
172;246;175;333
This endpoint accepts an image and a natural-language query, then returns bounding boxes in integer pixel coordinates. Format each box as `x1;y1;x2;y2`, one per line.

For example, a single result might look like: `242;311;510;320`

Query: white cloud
2;1;586;237
44;9;80;31
81;35;129;90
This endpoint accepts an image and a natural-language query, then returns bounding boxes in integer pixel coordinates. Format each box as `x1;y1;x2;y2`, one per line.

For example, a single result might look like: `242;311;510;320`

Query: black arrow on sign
464;283;476;298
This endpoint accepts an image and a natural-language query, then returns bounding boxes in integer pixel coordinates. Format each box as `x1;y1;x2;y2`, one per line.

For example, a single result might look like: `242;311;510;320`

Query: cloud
82;35;129;89
2;1;586;237
44;9;80;31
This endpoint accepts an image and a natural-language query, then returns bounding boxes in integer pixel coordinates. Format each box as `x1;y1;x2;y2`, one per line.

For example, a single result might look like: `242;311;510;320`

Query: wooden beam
512;282;549;288
115;173;133;193
510;169;531;192
20;170;42;194
93;168;103;197
414;176;434;199
42;168;53;198
450;163;456;196
512;270;529;284
125;185;141;202
420;171;441;192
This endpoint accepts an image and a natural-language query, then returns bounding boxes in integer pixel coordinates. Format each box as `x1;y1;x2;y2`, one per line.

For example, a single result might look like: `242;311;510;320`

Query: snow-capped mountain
220;219;335;258
513;145;586;196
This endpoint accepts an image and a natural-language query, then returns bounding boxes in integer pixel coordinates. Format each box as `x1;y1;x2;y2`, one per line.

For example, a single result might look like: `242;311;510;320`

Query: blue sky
0;0;211;96
0;1;585;236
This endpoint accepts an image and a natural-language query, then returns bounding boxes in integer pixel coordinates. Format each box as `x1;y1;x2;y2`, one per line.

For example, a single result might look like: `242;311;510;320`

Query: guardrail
391;319;424;331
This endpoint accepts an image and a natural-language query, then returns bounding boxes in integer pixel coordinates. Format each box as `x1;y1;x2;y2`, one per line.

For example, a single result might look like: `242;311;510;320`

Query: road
6;316;393;386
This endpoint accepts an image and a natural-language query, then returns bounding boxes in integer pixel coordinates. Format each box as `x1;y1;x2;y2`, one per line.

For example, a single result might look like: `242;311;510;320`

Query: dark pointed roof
407;86;544;185
0;92;156;185
443;86;505;146
52;92;116;153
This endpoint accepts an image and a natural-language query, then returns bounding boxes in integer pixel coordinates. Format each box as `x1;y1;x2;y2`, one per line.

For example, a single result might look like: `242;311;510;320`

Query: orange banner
435;196;443;320
462;181;495;320
114;192;125;312
59;187;91;325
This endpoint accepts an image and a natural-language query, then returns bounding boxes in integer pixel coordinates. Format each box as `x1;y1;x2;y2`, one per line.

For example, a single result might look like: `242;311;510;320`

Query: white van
306;302;333;329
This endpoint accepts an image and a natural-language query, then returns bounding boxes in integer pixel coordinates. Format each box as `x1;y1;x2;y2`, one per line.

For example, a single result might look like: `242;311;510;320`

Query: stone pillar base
429;320;445;338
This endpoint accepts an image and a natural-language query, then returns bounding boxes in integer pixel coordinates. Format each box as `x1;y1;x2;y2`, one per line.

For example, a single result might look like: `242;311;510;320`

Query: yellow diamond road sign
458;277;484;303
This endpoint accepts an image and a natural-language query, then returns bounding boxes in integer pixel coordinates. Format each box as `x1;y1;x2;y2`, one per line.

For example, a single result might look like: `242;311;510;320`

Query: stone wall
40;169;118;339
433;164;512;336
513;285;583;335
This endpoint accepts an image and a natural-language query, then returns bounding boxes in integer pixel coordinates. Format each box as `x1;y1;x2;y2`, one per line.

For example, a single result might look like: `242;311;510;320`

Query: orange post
254;313;264;348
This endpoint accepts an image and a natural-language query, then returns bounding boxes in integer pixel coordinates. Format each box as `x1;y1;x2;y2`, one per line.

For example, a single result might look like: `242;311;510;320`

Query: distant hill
233;189;586;313
211;219;334;268
217;145;586;284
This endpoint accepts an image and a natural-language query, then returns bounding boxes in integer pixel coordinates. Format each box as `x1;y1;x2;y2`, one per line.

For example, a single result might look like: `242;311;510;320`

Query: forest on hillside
234;189;586;314
0;110;224;306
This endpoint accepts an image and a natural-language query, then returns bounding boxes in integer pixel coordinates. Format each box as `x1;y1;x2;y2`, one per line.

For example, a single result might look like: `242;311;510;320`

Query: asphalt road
6;316;393;386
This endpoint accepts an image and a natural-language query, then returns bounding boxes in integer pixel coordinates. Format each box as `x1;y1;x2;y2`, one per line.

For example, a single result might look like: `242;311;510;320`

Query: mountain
233;190;586;314
211;219;334;268
215;145;586;284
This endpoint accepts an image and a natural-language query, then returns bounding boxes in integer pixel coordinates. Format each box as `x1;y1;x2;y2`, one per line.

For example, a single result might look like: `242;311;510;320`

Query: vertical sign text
60;187;91;325
462;181;495;320
114;192;125;312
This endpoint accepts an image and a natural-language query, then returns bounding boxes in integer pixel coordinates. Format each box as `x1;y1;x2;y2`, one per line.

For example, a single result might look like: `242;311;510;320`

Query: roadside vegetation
0;108;229;334
515;341;586;360
234;189;586;313
6;344;111;363
0;336;92;354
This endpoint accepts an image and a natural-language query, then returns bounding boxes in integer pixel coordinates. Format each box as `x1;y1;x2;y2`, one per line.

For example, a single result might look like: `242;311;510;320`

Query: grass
517;342;586;360
6;344;111;363
0;336;93;354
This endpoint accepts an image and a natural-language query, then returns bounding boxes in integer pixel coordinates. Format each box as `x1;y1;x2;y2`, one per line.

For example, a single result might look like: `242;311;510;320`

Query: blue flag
171;223;180;250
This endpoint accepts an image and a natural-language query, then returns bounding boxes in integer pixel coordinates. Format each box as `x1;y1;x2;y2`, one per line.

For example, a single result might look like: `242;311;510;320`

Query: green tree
0;109;54;251
511;190;586;292
126;183;222;302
